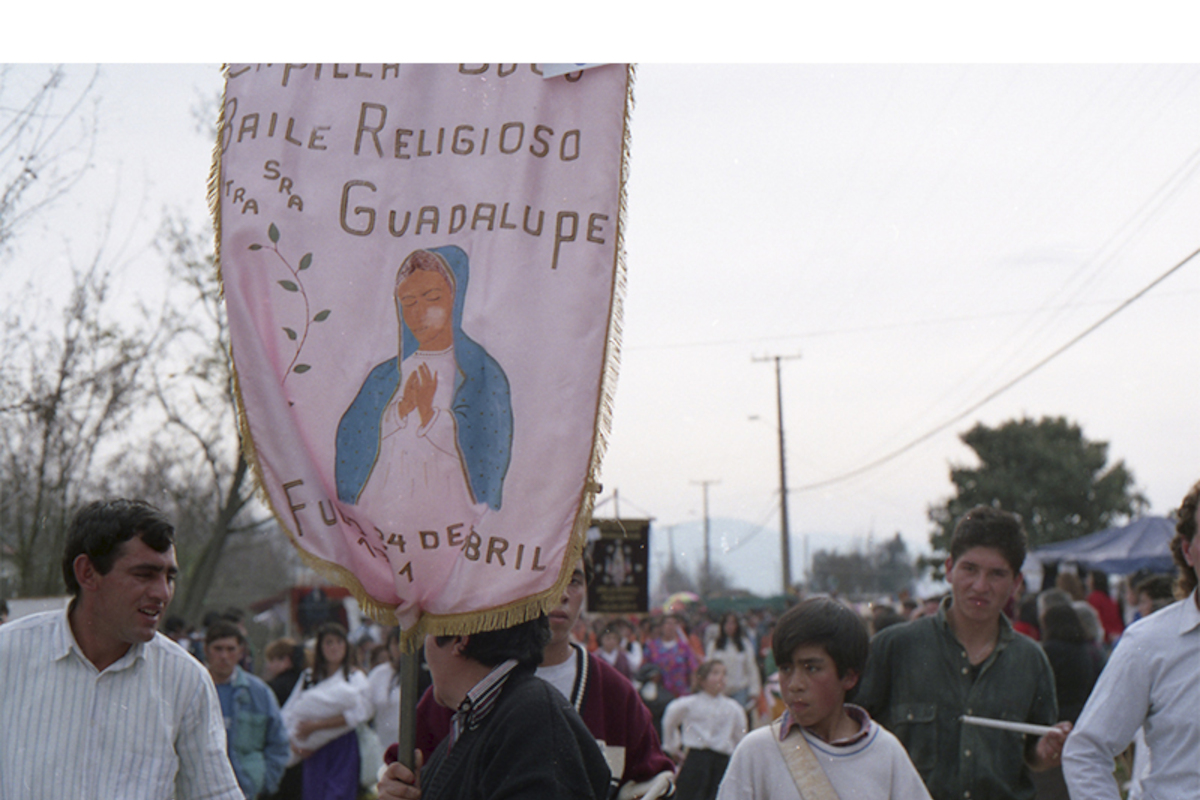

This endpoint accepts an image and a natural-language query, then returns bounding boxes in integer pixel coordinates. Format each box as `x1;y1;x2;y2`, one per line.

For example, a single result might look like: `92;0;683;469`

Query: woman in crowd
364;627;403;750
660;661;747;800
595;621;634;679
1084;570;1124;646
281;622;370;800
1032;601;1103;800
263;637;308;800
644;613;701;699
704;613;760;714
1055;570;1086;601
1012;594;1041;640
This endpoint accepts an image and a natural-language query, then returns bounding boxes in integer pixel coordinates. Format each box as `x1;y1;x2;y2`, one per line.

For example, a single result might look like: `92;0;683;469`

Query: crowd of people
0;480;1197;800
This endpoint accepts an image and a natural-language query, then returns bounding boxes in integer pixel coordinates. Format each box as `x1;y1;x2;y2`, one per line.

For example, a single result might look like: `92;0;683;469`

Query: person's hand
295;719;321;739
292;745;315;760
1034;721;1072;769
377;749;423;800
396;370;420;421
411;363;438;427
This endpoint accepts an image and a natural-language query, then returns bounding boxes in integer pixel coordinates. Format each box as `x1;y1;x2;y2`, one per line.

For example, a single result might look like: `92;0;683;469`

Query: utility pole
666;524;676;573
753;353;801;595
691;479;719;597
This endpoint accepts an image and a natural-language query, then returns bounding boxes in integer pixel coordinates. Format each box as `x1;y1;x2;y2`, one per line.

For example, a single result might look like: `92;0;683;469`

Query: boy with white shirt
717;597;931;800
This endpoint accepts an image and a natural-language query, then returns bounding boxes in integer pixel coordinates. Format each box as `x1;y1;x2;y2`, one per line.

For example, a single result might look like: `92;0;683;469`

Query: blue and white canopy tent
1028;516;1176;577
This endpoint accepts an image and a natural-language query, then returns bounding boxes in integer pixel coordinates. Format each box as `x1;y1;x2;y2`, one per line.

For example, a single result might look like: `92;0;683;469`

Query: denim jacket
219;666;290;798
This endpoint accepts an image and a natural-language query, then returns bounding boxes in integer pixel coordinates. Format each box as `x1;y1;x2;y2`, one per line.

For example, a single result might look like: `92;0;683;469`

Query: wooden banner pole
398;649;421;771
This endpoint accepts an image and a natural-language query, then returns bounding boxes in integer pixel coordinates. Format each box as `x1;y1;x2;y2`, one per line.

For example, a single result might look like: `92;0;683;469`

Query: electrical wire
792;243;1200;493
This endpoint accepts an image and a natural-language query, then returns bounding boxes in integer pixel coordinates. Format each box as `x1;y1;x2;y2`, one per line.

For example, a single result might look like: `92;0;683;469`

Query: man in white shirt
0;498;241;799
1062;480;1200;800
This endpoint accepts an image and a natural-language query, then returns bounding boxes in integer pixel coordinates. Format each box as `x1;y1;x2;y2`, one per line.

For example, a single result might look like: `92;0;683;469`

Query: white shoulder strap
770;718;840;800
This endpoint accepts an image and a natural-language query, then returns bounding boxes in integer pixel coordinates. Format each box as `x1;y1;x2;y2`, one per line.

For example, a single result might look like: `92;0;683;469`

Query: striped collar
778;704;871;746
51;605;145;673
450;658;519;746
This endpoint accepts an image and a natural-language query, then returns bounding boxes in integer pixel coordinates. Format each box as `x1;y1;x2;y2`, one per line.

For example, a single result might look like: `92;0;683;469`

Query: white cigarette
960;715;1057;736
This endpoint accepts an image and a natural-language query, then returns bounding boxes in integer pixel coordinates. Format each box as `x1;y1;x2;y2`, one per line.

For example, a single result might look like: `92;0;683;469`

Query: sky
607;64;1200;594
5;18;1199;599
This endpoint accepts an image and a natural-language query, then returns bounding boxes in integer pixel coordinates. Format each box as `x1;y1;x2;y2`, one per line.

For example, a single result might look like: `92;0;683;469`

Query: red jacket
1087;590;1124;644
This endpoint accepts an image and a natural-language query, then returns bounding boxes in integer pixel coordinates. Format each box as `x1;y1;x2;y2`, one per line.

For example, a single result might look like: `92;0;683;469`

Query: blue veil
334;246;513;509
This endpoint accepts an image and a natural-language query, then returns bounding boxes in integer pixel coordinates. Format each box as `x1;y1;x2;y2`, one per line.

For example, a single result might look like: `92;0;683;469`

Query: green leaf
294;364;311;374
278;280;299;292
283;327;298;340
299;253;313;270
268;223;280;243
313;309;331;322
248;243;262;251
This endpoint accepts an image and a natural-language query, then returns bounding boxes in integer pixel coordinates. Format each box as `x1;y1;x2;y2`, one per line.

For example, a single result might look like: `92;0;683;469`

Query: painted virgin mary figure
335;246;513;529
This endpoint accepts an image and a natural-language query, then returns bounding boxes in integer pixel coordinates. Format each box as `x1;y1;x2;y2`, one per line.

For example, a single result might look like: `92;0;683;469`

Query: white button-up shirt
0;608;241;799
1063;590;1200;800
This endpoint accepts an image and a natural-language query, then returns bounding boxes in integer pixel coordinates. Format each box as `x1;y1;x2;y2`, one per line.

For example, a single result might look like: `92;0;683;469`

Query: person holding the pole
377;615;610;800
413;558;676;799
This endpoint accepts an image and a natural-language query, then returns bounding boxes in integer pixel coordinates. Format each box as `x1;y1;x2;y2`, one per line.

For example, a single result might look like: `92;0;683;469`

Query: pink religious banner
212;63;632;644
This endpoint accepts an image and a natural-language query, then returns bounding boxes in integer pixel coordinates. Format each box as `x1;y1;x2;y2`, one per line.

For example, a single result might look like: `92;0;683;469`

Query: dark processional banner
213;63;632;645
587;518;651;615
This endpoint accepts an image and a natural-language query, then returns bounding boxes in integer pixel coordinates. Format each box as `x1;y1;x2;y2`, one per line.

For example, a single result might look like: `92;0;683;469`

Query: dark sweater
1040;638;1102;722
420;667;611;800
416;647;675;787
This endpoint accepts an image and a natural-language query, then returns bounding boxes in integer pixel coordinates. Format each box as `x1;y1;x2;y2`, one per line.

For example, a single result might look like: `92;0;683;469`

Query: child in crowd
661;660;747;800
716;598;931;800
596;622;635;679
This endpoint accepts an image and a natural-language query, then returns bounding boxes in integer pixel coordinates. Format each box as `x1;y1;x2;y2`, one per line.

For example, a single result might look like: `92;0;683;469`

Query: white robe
357;346;486;532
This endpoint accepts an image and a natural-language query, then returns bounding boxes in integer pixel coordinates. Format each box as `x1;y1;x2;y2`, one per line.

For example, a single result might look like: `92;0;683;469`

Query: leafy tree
928;415;1146;553
659;559;697;597
810;533;916;598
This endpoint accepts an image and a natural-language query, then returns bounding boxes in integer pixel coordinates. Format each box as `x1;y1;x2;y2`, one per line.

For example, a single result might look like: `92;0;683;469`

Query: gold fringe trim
210;64;633;653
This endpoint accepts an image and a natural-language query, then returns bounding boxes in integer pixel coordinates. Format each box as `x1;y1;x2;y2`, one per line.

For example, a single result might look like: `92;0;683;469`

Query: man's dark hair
772;597;870;679
220;607;246;625
949;505;1027;575
61;499;175;597
871;608;907;634
1171;479;1199;597
205;620;246;647
438;614;551;669
1135;574;1176;602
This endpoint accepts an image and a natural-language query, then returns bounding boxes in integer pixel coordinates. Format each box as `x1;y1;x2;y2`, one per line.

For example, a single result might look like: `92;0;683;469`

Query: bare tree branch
0;65;98;252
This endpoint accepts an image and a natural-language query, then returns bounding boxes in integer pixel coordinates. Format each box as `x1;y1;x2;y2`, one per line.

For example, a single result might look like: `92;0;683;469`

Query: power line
793;243;1200;493
723;497;784;554
623;291;1194;353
